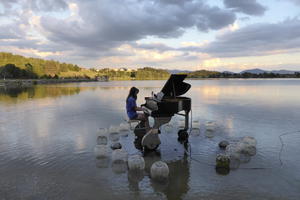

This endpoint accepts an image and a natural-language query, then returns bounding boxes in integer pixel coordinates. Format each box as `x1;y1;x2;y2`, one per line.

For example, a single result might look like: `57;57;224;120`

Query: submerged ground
0;79;300;200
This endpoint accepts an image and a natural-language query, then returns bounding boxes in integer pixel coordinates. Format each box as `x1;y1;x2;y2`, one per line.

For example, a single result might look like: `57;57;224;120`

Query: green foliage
2;52;298;80
0;64;38;79
187;70;221;78
0;52;93;79
187;70;300;79
96;67;170;80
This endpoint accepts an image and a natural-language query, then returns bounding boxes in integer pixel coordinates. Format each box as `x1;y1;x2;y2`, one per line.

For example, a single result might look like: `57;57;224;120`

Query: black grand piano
138;74;191;150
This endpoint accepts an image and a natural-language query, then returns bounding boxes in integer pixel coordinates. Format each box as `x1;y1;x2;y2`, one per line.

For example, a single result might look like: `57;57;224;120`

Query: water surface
0;79;300;200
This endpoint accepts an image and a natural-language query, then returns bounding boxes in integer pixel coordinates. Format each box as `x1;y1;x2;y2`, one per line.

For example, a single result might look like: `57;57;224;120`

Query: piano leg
184;110;190;130
178;110;190;142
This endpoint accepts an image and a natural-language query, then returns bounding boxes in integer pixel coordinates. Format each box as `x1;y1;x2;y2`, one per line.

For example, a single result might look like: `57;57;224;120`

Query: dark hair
127;87;139;101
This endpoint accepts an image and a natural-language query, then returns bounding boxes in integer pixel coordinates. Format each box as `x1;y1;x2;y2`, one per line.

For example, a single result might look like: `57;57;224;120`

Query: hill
0;52;170;80
241;68;299;74
0;52;96;79
240;68;267;74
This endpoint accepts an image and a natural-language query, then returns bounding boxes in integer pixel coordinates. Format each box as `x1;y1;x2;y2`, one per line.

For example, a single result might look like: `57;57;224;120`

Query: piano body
140;74;191;150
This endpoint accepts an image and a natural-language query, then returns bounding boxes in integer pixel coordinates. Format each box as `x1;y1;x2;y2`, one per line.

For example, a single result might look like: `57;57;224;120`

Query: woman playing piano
126;87;150;129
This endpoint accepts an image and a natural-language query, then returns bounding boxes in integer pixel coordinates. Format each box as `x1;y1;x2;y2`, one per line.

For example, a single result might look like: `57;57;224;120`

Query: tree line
187;70;300;78
0;52;91;79
1;52;299;80
95;67;170;80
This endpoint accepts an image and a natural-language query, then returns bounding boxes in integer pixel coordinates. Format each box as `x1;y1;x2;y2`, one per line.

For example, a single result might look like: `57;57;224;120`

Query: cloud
201;18;300;57
40;0;236;52
0;0;238;65
0;26;23;39
288;0;300;5
224;0;267;16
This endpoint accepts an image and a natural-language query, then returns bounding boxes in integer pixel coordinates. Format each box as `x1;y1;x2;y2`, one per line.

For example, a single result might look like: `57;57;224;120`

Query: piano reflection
138;74;191;150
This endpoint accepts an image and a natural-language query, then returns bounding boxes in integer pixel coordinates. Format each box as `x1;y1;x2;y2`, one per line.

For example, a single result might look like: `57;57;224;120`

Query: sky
1;0;300;72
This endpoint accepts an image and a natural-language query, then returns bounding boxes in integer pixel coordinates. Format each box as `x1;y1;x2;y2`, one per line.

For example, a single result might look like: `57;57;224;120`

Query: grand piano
139;74;191;150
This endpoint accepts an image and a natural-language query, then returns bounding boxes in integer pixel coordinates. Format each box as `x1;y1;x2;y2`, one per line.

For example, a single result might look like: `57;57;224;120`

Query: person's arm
134;106;143;111
132;98;144;111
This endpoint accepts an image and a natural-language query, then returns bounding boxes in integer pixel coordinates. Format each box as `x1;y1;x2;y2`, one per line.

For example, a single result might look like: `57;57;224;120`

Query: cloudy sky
1;0;300;72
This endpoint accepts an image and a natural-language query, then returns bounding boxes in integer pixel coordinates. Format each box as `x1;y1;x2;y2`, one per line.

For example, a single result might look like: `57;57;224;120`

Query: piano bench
124;118;141;130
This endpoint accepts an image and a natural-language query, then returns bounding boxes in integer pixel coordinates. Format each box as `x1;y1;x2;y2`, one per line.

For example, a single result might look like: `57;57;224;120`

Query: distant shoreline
1;77;299;88
0;78;98;88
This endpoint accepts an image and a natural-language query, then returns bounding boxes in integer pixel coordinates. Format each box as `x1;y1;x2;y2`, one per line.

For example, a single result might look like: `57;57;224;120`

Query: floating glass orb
94;145;109;158
225;144;237;155
109;132;120;141
97;128;108;137
128;154;145;171
218;140;229;149
242;136;257;147
192;120;200;130
229;153;240;169
97;129;108;145
150;161;169;182
216;154;230;169
108;126;120;141
112;160;127;174
128;170;144;183
190;129;200;136
239;153;251;163
237;141;256;156
95;157;109;168
205;130;214;138
112;149;128;163
206;121;216;131
119;122;130;132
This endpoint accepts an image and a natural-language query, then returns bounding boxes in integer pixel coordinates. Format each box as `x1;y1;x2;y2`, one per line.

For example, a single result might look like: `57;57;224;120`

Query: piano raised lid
161;74;191;98
144;74;191;129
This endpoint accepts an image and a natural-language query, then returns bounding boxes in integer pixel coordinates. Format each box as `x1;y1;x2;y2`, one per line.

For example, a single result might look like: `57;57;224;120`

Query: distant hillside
241;68;299;74
1;52;299;80
168;69;192;74
185;68;300;78
240;68;267;74
270;70;297;74
222;71;235;74
187;70;220;78
0;52;96;79
96;67;170;80
0;52;171;80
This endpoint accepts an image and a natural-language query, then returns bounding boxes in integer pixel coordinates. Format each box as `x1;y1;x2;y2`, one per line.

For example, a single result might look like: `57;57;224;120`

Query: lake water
0;79;300;200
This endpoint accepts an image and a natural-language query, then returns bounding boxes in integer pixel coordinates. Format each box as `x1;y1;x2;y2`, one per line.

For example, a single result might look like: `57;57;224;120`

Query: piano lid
161;74;191;97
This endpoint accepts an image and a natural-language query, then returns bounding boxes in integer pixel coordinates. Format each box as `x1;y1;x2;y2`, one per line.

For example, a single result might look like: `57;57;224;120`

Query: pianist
126;87;150;129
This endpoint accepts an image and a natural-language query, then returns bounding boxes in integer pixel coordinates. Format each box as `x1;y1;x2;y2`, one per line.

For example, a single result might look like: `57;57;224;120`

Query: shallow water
0;79;300;200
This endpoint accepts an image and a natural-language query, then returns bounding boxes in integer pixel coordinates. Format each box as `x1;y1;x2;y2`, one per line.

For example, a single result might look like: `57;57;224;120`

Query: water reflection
0;85;85;104
143;151;190;200
0;80;300;199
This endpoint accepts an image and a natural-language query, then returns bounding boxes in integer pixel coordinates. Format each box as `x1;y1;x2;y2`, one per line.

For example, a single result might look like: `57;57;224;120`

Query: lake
0;79;300;200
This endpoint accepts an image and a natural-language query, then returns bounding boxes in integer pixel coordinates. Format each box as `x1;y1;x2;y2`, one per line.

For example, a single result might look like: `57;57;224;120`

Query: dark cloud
132;43;175;52
0;24;24;39
40;0;236;51
224;0;266;16
202;18;300;57
288;0;300;5
0;0;18;8
28;0;68;12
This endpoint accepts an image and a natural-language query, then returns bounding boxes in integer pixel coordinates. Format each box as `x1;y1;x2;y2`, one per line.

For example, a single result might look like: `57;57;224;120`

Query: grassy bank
0;78;97;88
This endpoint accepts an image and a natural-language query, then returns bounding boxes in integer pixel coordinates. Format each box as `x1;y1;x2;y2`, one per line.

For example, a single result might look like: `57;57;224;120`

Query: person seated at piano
126;87;150;129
